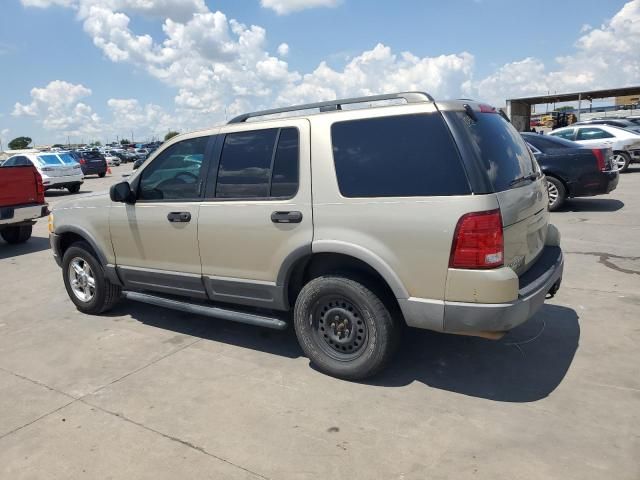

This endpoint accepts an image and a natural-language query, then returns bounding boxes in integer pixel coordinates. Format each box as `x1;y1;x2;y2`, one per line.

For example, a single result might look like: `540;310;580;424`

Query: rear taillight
79;158;86;164
449;209;504;269
592;149;606;171
33;170;45;204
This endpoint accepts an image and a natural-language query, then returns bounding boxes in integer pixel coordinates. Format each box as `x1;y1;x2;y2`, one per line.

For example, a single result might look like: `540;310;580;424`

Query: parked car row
550;120;640;172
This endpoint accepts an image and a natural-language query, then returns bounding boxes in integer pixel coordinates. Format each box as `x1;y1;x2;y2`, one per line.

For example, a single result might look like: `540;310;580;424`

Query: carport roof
507;86;640;105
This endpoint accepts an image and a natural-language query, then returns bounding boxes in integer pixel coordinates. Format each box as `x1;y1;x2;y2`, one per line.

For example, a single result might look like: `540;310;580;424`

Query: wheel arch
56;226;108;266
278;242;408;319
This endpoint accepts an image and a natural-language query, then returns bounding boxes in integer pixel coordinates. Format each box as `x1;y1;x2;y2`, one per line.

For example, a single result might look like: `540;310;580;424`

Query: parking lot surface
1;164;639;479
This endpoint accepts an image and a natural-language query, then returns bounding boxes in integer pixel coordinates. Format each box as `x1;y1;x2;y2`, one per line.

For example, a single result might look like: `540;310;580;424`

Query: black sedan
522;133;619;211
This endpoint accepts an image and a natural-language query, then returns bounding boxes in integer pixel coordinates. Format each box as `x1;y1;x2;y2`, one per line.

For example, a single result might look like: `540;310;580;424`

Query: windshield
37;154;63;166
449;111;536;192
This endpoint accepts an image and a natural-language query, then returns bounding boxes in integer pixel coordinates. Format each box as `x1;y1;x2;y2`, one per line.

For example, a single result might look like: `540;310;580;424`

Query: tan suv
49;92;564;379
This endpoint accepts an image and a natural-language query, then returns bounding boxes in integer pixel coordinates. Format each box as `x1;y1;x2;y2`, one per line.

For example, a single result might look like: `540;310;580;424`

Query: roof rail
227;91;434;124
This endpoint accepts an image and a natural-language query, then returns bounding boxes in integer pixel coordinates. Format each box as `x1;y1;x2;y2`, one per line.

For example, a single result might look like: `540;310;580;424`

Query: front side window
214;127;300;199
331;113;470;198
576;128;614;140
138;136;209;201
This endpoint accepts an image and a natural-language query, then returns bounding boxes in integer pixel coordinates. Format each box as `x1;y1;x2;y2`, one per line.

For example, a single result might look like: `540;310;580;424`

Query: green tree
164;131;180;141
91;140;102;146
52;144;65;149
555;106;574;112
120;139;131;145
8;136;32;150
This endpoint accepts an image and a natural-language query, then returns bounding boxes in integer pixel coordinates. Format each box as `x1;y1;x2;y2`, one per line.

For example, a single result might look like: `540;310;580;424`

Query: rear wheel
62;241;121;314
98;172;106;178
294;276;400;380
546;176;566;211
67;184;81;194
1;225;32;244
613;151;631;172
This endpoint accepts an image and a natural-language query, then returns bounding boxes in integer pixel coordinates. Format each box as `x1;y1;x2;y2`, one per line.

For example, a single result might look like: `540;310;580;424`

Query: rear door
197;119;312;310
575;127;616;147
447;110;548;275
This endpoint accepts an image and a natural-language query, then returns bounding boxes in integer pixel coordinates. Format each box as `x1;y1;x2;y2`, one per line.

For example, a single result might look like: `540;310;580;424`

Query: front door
109;134;215;298
198;119;312;310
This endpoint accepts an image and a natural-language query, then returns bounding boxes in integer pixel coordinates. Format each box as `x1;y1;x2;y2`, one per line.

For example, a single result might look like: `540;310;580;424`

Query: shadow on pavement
117;299;578;402
0;235;51;259
368;304;579;402
560;198;624;212
113;301;302;359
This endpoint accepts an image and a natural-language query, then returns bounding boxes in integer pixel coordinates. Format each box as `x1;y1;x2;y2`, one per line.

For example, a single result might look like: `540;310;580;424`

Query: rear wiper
509;173;538;187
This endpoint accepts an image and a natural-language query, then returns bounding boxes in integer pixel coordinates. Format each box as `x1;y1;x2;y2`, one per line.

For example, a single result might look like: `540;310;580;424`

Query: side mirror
110;181;136;204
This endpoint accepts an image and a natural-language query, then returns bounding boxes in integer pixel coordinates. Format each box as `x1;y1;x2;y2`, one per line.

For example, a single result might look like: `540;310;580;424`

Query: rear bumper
0;203;48;226
400;246;564;333
572;170;619;197
43;174;84;189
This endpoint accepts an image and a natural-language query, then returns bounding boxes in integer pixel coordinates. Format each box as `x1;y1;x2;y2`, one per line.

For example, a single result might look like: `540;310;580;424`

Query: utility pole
131;130;134;144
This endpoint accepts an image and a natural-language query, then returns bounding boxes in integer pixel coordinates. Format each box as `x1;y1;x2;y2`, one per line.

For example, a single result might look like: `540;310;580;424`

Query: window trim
203;126;301;202
134;134;217;204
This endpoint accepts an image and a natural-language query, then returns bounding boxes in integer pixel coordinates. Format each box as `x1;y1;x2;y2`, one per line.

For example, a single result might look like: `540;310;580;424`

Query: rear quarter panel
309;105;500;301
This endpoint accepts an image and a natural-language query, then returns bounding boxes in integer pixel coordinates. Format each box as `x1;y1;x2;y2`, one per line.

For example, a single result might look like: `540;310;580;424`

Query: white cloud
277;42;289;57
260;0;339;15
15;0;640;141
471;0;640;104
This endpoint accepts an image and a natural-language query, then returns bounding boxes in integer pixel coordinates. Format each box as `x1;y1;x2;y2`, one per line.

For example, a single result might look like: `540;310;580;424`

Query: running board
123;291;288;330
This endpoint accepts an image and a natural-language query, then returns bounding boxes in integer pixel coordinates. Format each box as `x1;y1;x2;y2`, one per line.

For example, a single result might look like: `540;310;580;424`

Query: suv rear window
331;113;470;197
448;112;535;192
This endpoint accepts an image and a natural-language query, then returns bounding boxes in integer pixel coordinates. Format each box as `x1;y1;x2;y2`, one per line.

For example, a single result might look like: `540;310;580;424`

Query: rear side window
576;128;614;140
550;129;575;140
331;114;470;197
215;127;299;199
447;112;535;192
58;153;77;164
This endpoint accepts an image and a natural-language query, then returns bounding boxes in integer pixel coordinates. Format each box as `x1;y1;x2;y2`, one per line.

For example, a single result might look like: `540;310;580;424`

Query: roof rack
227;91;434;124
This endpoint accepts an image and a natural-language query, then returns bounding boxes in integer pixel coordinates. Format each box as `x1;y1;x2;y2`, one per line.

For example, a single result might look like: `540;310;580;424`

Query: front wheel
1;225;32;244
613;151;631;172
294;276;400;380
62;241;121;314
546;176;566;211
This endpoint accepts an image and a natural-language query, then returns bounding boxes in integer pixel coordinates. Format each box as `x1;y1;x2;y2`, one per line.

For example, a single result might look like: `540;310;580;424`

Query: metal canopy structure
506;85;640;132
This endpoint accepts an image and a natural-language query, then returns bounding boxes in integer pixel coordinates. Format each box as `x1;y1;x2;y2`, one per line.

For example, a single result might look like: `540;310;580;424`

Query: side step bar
123;291;288;330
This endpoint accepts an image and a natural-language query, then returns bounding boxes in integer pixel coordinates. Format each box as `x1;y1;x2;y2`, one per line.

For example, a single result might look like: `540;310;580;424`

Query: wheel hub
312;297;368;359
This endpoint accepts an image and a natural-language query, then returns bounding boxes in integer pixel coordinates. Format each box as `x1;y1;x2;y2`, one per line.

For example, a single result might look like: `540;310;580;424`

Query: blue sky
0;0;637;145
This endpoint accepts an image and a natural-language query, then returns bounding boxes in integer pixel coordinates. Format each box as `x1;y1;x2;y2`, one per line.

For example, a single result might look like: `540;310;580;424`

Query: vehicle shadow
367;304;579;402
117;300;578;402
0;235;51;259
45;190;93;197
559;198;624;212
111;301;302;359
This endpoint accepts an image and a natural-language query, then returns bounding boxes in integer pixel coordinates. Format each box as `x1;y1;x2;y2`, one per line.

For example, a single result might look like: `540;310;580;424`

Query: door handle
167;211;191;223
271;211;303;224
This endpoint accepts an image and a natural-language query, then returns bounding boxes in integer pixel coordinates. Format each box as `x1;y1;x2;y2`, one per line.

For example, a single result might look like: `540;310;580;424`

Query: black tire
294;275;400;380
1;225;32;244
98;172;106;178
62;241;121;314
67;184;81;194
546;176;566;211
613;151;631;173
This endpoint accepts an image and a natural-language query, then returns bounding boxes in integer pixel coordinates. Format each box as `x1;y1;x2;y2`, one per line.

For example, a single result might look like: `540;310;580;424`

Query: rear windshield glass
331;113;470;197
450;112;535;192
37;154;63;166
58;153;77;164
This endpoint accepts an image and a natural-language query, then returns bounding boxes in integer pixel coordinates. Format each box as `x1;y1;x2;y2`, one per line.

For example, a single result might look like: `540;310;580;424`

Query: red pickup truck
0;164;48;244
